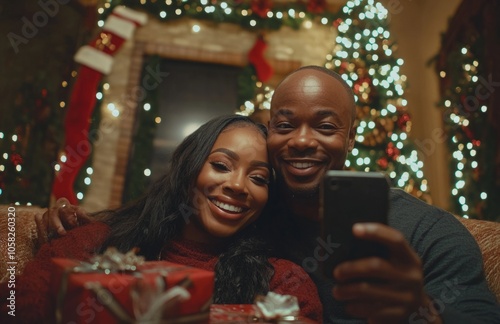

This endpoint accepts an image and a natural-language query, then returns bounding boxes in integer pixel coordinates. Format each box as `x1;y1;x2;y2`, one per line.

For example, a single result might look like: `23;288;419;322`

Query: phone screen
320;171;390;278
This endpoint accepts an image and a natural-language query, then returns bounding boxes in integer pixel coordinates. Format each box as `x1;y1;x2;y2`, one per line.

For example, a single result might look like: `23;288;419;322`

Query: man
39;66;499;323
263;65;500;323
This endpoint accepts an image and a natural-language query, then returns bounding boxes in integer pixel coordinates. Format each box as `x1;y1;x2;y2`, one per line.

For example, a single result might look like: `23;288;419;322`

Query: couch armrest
456;216;500;301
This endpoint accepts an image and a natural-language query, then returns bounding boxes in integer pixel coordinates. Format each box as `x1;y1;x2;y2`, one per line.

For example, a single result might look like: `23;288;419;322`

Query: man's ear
347;123;356;152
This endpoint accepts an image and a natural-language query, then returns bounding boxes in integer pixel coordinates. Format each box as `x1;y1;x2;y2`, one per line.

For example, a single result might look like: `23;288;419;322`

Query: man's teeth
290;162;315;169
212;200;243;213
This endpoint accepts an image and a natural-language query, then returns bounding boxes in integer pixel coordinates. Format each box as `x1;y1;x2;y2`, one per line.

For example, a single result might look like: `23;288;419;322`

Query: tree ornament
11;153;23;166
397;112;411;131
385;142;400;160
333;18;343;28
377;157;389;170
251;0;272;18
462;125;476;141
307;0;327;14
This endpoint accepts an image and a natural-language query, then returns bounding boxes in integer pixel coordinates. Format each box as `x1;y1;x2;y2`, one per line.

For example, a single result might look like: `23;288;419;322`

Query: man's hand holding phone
320;171;442;323
332;222;440;324
320;171;390;276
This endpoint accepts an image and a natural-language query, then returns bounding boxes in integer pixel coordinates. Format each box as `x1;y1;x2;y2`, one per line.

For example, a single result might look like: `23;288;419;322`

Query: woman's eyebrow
210;148;270;169
210;148;239;161
250;160;271;170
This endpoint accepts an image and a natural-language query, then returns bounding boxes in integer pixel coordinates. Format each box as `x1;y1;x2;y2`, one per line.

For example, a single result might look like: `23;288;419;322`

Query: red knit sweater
1;222;322;323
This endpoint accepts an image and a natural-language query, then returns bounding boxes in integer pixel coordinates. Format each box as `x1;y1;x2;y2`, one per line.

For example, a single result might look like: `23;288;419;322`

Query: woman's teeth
212;200;243;213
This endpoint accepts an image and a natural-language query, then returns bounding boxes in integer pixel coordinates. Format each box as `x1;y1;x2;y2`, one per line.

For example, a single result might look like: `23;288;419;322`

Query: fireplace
122;58;243;202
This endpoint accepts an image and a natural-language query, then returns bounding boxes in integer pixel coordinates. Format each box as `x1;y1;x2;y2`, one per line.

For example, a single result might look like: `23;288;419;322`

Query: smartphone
320;170;390;278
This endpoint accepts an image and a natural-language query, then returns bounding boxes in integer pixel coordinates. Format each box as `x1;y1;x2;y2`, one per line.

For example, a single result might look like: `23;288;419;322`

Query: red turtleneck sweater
0;222;322;323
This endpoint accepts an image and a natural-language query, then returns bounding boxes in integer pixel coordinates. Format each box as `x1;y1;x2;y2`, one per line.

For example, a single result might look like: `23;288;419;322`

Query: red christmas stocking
51;6;147;204
248;34;274;82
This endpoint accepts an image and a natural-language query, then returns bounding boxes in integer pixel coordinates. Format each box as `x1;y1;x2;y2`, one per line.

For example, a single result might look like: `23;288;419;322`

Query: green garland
122;56;161;202
101;0;339;31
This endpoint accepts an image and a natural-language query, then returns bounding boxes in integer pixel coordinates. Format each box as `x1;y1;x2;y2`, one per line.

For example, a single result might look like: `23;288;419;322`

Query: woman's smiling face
184;124;270;242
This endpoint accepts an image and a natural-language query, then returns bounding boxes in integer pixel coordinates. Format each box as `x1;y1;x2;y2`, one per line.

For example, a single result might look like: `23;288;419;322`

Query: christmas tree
325;0;430;202
436;27;499;221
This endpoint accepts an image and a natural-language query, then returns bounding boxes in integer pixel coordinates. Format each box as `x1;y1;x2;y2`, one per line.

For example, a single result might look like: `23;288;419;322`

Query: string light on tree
437;34;497;219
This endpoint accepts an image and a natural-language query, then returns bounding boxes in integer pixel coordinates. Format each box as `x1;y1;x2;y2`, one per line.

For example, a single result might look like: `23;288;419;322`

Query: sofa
1;205;499;301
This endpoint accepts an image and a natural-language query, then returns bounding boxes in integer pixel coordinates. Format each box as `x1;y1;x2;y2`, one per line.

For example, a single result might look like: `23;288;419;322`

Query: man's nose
288;126;319;152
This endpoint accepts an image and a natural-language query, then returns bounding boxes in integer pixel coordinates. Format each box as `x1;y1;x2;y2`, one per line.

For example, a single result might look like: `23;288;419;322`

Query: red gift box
50;259;214;323
210;305;318;323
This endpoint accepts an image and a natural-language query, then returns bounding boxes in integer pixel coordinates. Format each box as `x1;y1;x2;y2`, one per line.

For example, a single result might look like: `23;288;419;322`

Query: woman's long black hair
94;114;274;303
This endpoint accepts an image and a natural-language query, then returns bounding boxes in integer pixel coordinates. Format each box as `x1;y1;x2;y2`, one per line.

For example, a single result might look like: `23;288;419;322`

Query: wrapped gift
210;292;317;323
50;249;213;324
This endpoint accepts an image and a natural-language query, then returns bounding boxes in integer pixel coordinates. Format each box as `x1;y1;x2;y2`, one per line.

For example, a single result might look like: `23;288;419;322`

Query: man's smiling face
267;68;356;196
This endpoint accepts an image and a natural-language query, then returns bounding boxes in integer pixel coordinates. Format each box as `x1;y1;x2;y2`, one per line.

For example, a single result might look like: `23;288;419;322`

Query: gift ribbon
55;248;214;322
254;292;301;323
55;262;129;324
86;281;134;322
210;306;302;323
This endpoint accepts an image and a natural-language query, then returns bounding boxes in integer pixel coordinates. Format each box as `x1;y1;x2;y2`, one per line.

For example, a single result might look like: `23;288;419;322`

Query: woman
0;115;322;322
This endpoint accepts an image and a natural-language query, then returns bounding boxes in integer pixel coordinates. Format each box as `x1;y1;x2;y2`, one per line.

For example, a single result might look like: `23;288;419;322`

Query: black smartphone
320;170;390;278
